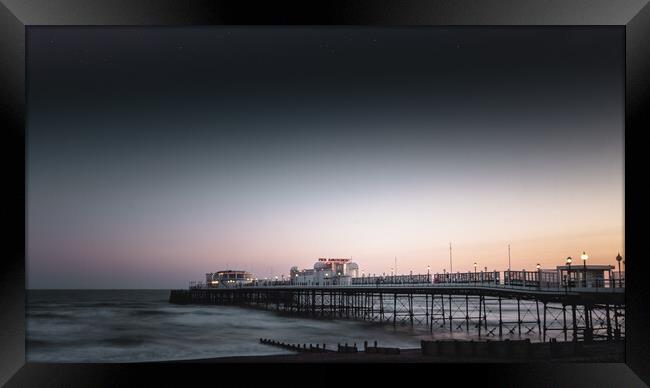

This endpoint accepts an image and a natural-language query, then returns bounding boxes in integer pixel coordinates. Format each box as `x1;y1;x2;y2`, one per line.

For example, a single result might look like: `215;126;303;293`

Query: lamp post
443;268;446;283
427;265;431;283
566;257;572;288
473;262;477;284
616;253;623;288
581;252;589;288
536;263;541;289
449;242;453;276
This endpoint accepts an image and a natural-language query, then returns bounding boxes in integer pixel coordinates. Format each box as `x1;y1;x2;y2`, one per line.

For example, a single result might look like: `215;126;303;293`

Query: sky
27;27;624;289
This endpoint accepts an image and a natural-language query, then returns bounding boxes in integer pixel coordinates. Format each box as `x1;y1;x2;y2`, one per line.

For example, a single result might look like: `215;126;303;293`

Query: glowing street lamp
566;257;572;288
616;253;623;287
427;265;431;283
536;263;541;289
581;252;589;287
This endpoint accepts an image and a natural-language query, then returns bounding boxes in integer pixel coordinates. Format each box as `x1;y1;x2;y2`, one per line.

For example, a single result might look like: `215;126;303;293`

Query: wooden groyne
259;338;333;353
259;338;400;355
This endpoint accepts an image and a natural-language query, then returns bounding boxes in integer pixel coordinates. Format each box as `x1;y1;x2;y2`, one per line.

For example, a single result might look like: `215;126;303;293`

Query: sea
27;289;550;363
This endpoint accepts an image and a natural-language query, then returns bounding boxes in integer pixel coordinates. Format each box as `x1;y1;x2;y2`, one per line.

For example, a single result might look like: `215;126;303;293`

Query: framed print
1;0;648;386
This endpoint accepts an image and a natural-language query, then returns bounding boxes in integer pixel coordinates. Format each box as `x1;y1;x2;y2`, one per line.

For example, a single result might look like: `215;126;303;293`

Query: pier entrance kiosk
557;264;615;288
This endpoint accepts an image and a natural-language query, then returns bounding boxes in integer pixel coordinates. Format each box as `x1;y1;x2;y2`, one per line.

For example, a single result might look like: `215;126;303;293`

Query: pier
170;273;624;343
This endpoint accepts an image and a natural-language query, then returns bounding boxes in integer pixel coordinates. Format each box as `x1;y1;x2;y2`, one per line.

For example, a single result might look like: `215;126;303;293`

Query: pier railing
230;284;624;296
189;277;624;293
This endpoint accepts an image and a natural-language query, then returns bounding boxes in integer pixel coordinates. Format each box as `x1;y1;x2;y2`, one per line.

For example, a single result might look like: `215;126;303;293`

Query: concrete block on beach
438;340;457;356
456;340;474;356
475;340;491;357
420;340;438;356
510;339;531;357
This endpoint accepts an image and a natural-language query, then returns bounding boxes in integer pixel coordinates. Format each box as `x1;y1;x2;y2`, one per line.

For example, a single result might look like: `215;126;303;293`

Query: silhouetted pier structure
170;269;624;343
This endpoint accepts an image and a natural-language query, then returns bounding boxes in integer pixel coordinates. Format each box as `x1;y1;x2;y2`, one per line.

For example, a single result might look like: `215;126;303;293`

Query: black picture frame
1;1;648;386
